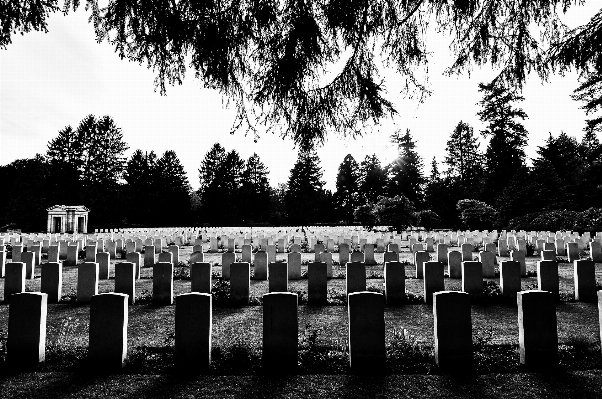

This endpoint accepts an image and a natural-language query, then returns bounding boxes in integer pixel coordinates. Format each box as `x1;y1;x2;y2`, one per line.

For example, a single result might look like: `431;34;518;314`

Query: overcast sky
1;3;599;191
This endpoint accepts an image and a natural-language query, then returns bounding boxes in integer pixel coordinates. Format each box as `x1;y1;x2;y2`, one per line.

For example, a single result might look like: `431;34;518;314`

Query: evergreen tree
123;150;159;225
358;154;387;205
477;81;528;203
424;157;458;228
572;68;602;136
197;143;227;224
285;149;325;225
334;154;360;224
156;150;192;225
444;121;483;198
388;129;425;207
240;153;272;223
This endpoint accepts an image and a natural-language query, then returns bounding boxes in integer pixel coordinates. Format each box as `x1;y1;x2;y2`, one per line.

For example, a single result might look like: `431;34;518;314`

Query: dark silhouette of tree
155;150;192;225
388;129;425;207
5;1;594;147
444;121;483;198
358;154;387;205
424;157;458;228
334;154;360;224
372;195;416;232
285;149;325;225
197;143;227;224
572;68;602;136
478;81;528;203
240;153;272;223
123;150;159;225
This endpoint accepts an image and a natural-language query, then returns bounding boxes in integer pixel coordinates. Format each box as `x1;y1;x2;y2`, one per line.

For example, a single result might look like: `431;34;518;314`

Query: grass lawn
1;243;602;398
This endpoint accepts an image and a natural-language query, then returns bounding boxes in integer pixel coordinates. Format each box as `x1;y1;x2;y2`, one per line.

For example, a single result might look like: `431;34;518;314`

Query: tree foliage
372;195;416;232
388;129;424;207
444;121;483;197
456;199;497;231
334;154;360;224
285;148;326;225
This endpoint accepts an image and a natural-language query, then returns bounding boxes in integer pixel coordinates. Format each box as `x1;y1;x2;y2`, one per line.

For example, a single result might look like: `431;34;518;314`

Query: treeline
1;81;602;231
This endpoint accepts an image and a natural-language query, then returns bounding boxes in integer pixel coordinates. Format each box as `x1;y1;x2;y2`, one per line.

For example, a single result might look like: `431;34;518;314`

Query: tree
477;81;528;203
197;143;227;224
155;150;192;225
123;150;159;225
388;129;425;207
358;154;387;204
572;68;602;136
456;199;497;231
4;1;594;147
334;154;360;224
285;149;325;225
444;121;483;198
372;195;416;232
424;157;457;228
240;153;272;223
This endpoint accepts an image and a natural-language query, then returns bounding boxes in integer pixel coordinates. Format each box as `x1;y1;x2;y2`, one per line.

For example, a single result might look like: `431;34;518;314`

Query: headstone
511;250;527;276
433;291;472;369
384;261;405;304
287;252;301;280
290;244;301;253
268;262;288;292
320;251;333;278
0;249;5;278
500;261;521;299
242;245;252;264
347;292;385;373
267;245;276;264
152;262;174;305
30;244;41;266
106;240;117;259
41;262;62;303
498;239;509;256
253;251;268;280
230;262;250;306
308;262;327;305
263;292;298;373
97;252;111;279
447;251;462;279
191;262;212;294
479;251;496;278
175;293;212;372
517;290;558;368
411;243;424;254
461;243;473;262
423;261;445;303
126;252;142;279
574;259;596;302
437;244;449;265
47;245;59;263
168;245;179;268
425;237;435;252
126;241;136;254
346;262;366;297
461;261;483;295
144;245;156;267
4;262;25;302
158;251;173;264
387;243;399;254
567;242;579;262
350;251;365;263
339;243;350;266
221;252;236;280
414;251;430;279
89;293;128;369
21;251;34;279
537;260;559;295
314;243;325;261
590;241;602;262
77;262;99;303
7;292;48;370
541;250;556;262
66;244;79;266
115;262;136;304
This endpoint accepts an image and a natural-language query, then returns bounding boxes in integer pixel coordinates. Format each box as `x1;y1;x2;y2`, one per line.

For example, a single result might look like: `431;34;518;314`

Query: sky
1;3;600;192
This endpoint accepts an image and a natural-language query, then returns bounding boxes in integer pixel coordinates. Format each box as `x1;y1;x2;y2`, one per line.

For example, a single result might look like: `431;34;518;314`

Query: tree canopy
2;0;599;147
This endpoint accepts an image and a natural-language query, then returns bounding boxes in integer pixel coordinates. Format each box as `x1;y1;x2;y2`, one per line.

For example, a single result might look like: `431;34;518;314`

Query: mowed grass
0;244;602;377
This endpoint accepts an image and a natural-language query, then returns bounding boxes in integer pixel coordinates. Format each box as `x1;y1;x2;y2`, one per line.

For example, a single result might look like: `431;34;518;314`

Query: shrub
372;195;417;231
507;209;579;231
415;209;442;230
353;204;377;230
456;199;497;230
573;208;602;233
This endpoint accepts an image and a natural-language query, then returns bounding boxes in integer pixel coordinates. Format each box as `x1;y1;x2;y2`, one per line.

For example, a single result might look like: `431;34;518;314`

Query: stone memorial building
46;205;89;233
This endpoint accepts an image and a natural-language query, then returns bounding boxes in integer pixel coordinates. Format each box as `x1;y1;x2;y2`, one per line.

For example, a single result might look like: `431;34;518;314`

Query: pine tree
156;150;192;225
444;121;483;198
123;150;159;225
334;154;360;224
358;154;387;205
285;149;325;225
388;129;425;207
240;153;272;223
477;81;528;202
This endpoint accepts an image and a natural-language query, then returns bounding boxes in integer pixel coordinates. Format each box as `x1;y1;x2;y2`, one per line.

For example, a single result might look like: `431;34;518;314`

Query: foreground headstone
77;262;99;303
268;262;288;292
41;262;62;303
7;292;48;370
517;290;557;369
4;262;25;302
500;261;521;299
263;292;298;373
461;261;483;295
384;261;405;304
153;262;174;305
346;262;366;297
433;291;472;369
348;292;385;373
89;293;128;370
115;262;136;304
423;261;445;303
175;293;212;373
230;262;250;306
308;262;327;305
537;260;559;295
191;262;212;294
574;259;596;302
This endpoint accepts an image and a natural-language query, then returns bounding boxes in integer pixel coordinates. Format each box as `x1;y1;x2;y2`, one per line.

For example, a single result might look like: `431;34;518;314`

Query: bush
415;210;442;230
456;199;497;230
507;209;580;231
372;195;417;231
353;204;377;230
573;208;602;233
